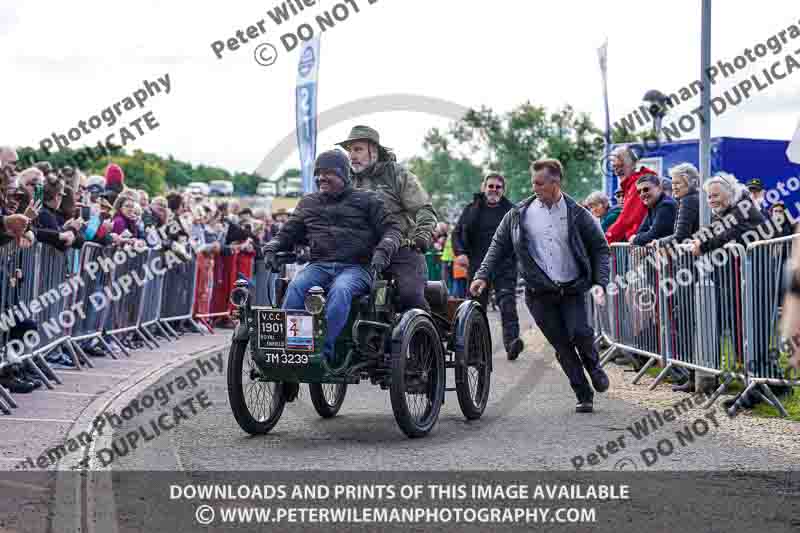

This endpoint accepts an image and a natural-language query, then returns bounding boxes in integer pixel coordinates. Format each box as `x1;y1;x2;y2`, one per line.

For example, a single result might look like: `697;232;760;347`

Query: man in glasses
453;174;524;360
630;174;677;246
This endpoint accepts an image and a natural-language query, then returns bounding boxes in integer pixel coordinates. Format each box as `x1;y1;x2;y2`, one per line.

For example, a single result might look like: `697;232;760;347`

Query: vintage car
227;253;492;438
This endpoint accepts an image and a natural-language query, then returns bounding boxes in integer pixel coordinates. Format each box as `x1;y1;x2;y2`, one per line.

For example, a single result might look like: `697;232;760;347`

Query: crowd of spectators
0;146;282;394
580;149;796;405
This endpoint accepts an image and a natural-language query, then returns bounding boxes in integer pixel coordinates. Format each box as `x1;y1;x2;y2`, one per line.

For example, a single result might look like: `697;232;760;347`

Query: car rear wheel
308;383;347;418
389;315;445;438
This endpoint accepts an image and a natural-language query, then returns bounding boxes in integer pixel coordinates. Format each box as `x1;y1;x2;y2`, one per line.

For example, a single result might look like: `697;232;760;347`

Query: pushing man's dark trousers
525;288;599;403
388;246;430;312
473;267;520;351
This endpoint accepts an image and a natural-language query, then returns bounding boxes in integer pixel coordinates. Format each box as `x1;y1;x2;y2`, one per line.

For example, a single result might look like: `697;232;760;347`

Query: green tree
232;172;261;195
415;102;637;202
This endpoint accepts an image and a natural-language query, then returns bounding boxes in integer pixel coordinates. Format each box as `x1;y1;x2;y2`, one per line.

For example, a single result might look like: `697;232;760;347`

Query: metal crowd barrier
138;249;173;344
597;238;796;416
104;246;157;351
70;243;118;359
196;250;255;330
0;239;207;413
0;243;16;413
741;234;800;416
32;244;88;369
160;248;203;336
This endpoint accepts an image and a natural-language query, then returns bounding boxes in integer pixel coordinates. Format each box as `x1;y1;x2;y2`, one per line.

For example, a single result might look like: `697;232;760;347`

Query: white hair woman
585;191;622;232
653;163;701;250
688;172;766;257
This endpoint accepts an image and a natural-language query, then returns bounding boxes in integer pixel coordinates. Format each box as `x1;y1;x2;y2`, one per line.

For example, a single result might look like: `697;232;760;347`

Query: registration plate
257;310;286;350
256;309;315;355
261;351;311;366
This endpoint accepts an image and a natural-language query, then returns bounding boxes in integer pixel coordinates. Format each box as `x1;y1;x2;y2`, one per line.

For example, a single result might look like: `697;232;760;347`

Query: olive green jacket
353;161;438;247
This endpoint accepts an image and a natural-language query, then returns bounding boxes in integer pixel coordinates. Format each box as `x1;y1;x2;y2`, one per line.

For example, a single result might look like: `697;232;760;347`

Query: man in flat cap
337;125;438;312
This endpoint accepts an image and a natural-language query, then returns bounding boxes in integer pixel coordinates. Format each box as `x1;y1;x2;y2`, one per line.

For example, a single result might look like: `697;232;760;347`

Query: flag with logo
296;36;321;194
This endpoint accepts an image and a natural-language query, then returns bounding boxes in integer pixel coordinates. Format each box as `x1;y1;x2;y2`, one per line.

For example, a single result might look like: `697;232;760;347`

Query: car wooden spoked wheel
455;309;492;419
308;383;347;418
227;340;286;435
390;316;445;438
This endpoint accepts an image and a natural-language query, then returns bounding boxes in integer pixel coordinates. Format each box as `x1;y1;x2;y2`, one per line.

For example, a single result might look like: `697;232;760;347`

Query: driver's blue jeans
282;262;372;361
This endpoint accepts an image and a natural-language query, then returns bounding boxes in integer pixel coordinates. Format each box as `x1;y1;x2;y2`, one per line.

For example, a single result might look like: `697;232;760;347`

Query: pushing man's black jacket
453;193;515;276
475;193;610;295
263;186;402;266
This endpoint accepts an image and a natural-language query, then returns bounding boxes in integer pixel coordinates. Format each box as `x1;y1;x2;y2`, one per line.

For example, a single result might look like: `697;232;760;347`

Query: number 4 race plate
286;313;314;352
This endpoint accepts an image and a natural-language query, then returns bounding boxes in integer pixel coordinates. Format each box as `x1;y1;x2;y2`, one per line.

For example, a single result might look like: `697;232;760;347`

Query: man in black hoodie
453;174;523;360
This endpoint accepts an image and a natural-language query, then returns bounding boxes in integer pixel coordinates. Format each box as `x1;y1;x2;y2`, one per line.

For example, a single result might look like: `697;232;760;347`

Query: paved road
105;305;797;472
2;308;798;532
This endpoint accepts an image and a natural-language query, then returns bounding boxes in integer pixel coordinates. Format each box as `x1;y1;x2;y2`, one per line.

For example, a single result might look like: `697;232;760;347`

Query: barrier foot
758;383;789;418
34;354;61;385
598;345;618;368
161;321;179;340
109;334;131;358
71;341;94;369
703;374;733;409
97;336;119;360
631;357;656;385
189;319;207;335
139;327;159;349
0;397;10;415
649;363;673;391
726;382;759;418
24;357;53;390
64;341;83;371
155;321;176;342
0;384;17;409
139;329;158;350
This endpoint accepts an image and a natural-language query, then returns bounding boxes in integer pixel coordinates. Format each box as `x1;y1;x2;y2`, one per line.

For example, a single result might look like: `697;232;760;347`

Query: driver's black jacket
262;185;402;266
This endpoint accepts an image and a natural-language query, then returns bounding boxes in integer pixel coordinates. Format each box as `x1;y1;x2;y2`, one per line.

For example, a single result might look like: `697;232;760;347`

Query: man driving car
262;149;402;362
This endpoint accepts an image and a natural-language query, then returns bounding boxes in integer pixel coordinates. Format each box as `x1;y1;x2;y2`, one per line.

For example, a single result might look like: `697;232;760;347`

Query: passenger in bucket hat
336;125;437;313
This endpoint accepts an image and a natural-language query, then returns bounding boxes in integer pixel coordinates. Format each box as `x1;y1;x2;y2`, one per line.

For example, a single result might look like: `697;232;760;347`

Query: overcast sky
1;0;799;177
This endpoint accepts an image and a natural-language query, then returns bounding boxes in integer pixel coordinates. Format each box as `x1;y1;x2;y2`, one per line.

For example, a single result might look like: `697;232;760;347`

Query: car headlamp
305;286;326;315
229;286;249;308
